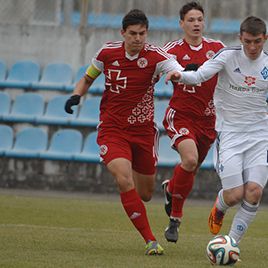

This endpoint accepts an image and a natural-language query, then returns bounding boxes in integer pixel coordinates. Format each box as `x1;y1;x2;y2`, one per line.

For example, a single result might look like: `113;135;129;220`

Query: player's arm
65;64;101;114
166;52;225;85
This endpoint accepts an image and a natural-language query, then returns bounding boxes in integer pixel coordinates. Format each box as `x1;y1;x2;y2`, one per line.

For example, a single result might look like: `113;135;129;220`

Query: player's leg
132;169;155;202
228;136;268;243
162;109;198;242
108;157;161;254
229;169;268;243
132;170;163;255
126;131;163;255
209;185;244;235
97;130;160;254
164;138;197;242
209;132;245;235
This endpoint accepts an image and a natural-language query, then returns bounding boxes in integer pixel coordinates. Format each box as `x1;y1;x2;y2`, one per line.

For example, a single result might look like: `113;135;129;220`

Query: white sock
216;189;229;213
228;200;258;244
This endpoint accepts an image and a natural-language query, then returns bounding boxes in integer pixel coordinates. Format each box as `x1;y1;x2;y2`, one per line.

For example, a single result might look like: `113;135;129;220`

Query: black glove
65;95;81;114
184;63;199;71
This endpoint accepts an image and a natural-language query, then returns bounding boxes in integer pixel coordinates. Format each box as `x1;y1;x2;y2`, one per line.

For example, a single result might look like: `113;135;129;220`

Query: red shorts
163;107;216;164
97;126;159;175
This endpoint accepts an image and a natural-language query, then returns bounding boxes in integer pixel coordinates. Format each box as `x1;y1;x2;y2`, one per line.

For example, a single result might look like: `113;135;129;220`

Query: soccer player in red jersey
65;9;183;255
161;1;224;243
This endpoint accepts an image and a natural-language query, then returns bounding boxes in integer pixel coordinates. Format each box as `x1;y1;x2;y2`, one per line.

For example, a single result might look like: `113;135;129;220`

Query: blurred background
1;0;268;70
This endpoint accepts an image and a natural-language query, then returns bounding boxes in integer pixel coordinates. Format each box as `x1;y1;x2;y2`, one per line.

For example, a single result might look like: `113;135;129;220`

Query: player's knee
224;187;244;206
115;175;135;192
181;156;198;172
139;189;153;202
245;184;263;205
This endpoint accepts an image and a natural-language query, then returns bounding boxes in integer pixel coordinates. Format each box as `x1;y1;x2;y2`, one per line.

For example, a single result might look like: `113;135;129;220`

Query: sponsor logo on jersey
261;66;268;79
137;57;148;68
100;145;108;156
112;60;120;66
182;54;191;60
206;50;215;59
233;67;241;73
244;76;256;86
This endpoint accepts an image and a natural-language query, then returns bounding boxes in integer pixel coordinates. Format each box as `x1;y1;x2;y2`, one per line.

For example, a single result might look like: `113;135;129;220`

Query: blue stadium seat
210;18;240;34
40;129;83;160
65;64;89;91
3;93;45;123
0;124;13;156
90;73;105;94
154;100;169;131
74;131;100;162
149;15;178;31
32;63;73;91
200;143;215;169
5;127;47;158
0;60;40;89
0;92;11;120
70;96;101;127
88;12;122;28
158;135;180;167
154;75;173;97
0;60;6;81
36;95;78;125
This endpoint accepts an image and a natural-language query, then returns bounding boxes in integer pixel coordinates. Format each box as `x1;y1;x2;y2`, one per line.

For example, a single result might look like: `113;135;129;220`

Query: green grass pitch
0;190;267;268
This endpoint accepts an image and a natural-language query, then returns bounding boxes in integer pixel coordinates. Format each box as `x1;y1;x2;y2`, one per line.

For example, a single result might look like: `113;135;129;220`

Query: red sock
170;165;194;219
120;188;156;243
166;164;180;193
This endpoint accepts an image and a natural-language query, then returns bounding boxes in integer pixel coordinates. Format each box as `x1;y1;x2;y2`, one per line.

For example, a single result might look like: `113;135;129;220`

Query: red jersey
163;37;224;129
92;41;182;135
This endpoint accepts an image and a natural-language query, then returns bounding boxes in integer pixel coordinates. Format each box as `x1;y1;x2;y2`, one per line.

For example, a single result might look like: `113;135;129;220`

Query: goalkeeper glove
64;95;81;114
184;63;199;71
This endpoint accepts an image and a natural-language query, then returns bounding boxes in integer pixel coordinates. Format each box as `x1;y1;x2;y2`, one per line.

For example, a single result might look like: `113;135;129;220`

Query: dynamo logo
261;66;268;80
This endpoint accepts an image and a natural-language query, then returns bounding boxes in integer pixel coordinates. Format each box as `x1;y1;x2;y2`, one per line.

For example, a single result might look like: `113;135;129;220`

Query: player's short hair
179;1;204;20
240;16;266;36
122;9;149;31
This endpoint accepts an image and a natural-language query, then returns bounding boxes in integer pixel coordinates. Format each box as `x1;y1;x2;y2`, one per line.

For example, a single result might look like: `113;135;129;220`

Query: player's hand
64;95;81;114
165;71;181;84
184;63;199;71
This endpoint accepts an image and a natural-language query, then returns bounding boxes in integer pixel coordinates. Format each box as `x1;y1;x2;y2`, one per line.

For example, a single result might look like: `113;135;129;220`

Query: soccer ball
206;235;240;265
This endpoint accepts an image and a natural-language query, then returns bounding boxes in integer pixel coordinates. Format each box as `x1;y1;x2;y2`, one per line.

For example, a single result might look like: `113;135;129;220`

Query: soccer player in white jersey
165;16;268;245
65;9;183;255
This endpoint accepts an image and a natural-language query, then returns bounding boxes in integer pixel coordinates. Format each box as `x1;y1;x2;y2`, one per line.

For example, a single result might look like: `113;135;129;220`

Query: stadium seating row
0;92;170;130
67;12;241;34
0;60;173;97
0;124;214;168
0;60;104;94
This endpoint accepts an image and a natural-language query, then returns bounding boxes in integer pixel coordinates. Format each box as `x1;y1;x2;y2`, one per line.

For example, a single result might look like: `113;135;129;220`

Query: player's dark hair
240;16;266;36
122;9;149;31
179;1;204;20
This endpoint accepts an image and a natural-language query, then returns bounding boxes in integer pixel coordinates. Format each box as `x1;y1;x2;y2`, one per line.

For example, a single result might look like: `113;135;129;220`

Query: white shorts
214;130;268;190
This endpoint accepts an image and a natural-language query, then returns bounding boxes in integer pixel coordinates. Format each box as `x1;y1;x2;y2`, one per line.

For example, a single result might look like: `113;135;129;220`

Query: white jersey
180;45;268;132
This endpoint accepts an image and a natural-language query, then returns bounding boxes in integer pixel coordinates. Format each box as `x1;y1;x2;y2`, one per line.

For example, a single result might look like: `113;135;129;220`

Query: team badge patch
206;50;215;59
137;57;148;68
179;128;190;136
261;66;268;80
100;145;108;156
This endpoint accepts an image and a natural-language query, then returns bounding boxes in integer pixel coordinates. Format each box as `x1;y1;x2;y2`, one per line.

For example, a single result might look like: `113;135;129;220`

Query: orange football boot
208;198;225;235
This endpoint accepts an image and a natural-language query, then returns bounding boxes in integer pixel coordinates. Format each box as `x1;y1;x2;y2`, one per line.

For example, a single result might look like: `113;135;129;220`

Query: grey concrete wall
1;157;268;203
0;23;249;71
